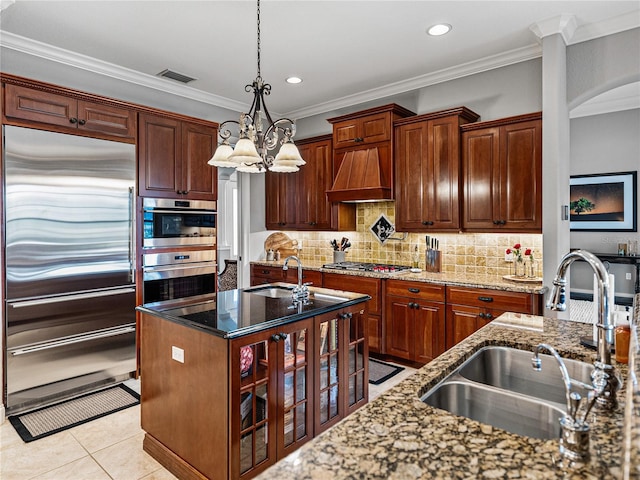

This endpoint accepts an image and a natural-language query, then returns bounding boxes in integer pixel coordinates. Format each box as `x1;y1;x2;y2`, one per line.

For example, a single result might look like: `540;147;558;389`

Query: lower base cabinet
384;280;445;364
445;286;541;349
140;303;368;480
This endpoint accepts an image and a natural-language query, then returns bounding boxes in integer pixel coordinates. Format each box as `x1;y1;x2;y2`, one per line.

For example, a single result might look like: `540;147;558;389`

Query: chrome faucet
547;249;620;411
532;343;600;461
282;256;309;303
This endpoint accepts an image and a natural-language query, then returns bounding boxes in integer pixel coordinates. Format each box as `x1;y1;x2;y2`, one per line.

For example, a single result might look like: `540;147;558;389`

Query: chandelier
208;0;304;173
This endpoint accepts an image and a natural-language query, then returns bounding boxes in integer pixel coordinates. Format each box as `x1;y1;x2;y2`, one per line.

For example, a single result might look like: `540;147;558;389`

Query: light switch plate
505;252;514;262
626;273;632;280
172;346;184;363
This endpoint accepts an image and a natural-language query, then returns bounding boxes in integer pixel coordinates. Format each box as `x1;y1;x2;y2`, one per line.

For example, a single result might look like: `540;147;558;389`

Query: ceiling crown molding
0;31;249;113
286;44;542;119
530;14;578;44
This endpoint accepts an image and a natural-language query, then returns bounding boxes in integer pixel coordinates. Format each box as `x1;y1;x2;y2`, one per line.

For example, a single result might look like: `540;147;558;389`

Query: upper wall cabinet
394;107;480;232
265;135;355;231
3;83;136;140
138;113;218;201
461;113;542;232
327;104;415;203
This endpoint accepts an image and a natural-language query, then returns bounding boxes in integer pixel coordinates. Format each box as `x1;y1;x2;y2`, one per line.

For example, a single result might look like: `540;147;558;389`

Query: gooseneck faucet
282;256;309;303
547;249;620;410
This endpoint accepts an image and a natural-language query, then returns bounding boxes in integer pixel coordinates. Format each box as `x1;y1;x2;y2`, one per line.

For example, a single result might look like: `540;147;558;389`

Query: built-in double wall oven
142;198;217;306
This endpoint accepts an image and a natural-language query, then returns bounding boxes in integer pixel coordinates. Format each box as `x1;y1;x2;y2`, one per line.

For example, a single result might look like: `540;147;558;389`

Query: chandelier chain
256;0;261;80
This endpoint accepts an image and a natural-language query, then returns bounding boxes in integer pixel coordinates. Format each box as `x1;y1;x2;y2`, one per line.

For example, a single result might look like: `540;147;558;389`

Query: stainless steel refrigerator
3;125;137;413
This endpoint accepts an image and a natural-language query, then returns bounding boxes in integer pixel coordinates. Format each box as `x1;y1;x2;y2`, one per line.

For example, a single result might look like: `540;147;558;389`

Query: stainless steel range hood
326;147;393;202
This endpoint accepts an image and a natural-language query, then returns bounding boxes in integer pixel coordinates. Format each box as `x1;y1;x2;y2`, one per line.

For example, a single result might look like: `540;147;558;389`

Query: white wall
569;108;640;297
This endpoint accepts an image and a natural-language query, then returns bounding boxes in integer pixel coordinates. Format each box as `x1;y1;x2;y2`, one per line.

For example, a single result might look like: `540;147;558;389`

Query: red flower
506;248;512;254
513;243;521;250
525;249;532;256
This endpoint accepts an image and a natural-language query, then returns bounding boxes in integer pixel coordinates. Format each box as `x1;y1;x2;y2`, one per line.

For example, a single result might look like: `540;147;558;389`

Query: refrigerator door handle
129;186;136;283
8;287;136;308
9;324;136;356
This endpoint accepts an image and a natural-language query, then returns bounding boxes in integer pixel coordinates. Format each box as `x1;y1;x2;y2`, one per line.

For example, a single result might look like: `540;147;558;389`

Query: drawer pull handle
408;288;420;294
478;296;493;302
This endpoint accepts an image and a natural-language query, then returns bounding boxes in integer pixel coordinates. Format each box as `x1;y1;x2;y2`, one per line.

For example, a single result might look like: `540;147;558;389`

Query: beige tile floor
1;363;416;480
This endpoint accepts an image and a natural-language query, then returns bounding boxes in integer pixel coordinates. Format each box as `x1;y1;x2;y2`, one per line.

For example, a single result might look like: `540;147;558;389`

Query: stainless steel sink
244;286;294;298
421;346;594;439
458;346;593;405
422;380;563;439
311;292;351;303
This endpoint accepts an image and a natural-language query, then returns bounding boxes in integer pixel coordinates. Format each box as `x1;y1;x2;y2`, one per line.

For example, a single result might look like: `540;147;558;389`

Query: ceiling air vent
157;69;197;84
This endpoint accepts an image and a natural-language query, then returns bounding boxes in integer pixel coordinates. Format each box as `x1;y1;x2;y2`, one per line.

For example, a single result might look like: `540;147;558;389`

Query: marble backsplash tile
285;202;543;277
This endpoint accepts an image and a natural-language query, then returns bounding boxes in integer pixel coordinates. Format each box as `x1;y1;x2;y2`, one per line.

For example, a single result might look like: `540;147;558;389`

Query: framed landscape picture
569;171;637;231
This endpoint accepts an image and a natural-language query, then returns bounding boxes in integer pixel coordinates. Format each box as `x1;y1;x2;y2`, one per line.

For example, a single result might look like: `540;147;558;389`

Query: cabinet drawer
386;279;445;302
446;286;533;312
285;269;322;286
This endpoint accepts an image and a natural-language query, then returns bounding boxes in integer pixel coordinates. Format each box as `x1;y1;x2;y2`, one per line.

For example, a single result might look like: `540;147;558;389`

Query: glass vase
527;260;537;278
513;259;525;277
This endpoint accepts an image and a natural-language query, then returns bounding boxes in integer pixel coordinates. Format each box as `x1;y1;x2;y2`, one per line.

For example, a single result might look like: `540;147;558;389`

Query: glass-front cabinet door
277;318;314;457
315;310;343;433
347;307;368;413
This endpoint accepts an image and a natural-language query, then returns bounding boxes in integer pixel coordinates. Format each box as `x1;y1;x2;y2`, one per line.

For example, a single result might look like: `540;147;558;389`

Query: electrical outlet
626;273;632;280
172;346;184;363
297;239;303;250
505;252;514;262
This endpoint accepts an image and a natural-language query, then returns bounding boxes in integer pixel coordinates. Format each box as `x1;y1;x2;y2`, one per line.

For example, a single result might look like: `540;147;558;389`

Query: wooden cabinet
461;113;542;232
138;113;218;200
314;305;368;434
445;286;542;349
327;104;415;203
250;264;322;287
322;273;382;354
384;280;445;364
265;135;355;231
394;108;479;231
231;318;314;478
4;83;136;139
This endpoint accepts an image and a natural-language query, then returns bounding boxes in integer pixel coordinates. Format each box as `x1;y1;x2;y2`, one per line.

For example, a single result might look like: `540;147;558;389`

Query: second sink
458;346;593;406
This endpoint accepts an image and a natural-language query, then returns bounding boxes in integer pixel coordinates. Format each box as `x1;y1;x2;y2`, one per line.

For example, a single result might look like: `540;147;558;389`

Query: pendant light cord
256;0;261;81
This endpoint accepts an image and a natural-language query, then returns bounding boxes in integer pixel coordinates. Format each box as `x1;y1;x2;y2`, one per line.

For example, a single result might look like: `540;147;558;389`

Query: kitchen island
136;283;371;480
256;307;638;479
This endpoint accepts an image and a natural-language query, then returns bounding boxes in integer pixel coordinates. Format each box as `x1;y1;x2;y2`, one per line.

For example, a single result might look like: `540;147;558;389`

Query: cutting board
264;232;298;258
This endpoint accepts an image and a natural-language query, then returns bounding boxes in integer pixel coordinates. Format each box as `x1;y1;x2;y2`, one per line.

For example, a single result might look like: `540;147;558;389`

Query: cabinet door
230;331;278;479
138;113;181;198
315;310;343;434
265;172;298;229
277;319;314;458
345;308;368;414
414;301;445;364
4;84;77;128
395;121;429;230
462;127;500;230
427;116;460;230
296;138;333;230
77;100;136;138
181;122;217;200
445;304;481;350
250;265;286;286
499;120;542;230
384;295;412;361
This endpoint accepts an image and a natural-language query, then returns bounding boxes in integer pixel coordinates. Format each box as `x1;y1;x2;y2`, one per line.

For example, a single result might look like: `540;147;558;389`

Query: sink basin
312;292;351;303
422;380;563;440
245;286;294;298
458;346;593;406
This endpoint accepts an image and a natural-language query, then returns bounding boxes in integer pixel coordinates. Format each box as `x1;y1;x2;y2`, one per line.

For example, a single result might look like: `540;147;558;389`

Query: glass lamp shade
274;142;305;166
228;138;261;165
208;144;235;167
269;161;299;173
236;162;264;173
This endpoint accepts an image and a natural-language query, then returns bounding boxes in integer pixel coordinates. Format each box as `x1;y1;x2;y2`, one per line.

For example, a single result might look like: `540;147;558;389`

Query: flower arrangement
525;248;534;261
506;243;523;262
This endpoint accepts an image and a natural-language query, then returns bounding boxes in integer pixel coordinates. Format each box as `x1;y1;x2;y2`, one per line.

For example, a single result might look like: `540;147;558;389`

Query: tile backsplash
277;202;543;277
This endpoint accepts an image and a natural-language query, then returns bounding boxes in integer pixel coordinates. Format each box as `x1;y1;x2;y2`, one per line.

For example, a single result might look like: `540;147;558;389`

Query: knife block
425;250;441;273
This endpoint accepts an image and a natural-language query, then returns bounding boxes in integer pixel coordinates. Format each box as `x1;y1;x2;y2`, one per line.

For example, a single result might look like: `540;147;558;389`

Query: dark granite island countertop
136;283;371;338
256;312;635;479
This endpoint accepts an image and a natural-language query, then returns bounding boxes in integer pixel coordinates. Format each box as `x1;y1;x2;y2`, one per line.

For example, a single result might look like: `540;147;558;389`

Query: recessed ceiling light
286;76;303;84
427;24;452;36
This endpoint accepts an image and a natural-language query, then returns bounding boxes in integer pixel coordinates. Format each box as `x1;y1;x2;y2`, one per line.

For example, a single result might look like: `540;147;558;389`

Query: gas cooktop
322;261;411;274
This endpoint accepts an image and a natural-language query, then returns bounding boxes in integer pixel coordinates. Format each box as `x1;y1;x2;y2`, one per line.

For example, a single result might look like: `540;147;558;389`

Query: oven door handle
143;262;217;273
142;209;217;215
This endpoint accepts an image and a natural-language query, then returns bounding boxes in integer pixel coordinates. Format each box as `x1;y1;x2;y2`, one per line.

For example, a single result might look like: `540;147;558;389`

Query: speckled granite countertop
257;311;636;479
251;260;547;295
